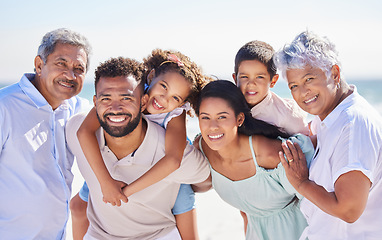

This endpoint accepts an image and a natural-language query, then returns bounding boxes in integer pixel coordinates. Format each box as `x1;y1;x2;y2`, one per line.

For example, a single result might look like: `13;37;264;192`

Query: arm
279;140;371;223
77;107;127;206
123;111;187;197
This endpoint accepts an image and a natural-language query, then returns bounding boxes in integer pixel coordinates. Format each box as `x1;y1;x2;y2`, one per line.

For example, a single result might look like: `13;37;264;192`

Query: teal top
199;134;314;240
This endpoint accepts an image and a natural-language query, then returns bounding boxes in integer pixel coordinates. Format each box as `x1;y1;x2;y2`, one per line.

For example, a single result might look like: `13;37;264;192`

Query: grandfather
0;28;91;239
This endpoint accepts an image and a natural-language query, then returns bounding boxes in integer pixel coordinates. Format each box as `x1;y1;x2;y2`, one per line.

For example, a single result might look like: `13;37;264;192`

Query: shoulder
252;135;282;168
66;112;87;137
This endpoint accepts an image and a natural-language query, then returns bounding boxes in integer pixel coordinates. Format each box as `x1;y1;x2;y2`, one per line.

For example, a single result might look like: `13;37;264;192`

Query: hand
279;140;310;193
100;179;128;206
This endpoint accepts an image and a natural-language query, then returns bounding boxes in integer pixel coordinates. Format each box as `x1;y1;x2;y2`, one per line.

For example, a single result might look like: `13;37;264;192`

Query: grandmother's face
286;65;339;120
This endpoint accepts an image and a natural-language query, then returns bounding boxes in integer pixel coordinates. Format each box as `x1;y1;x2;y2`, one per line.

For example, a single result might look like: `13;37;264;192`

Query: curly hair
94;57;145;93
143;49;212;115
234;40;277;79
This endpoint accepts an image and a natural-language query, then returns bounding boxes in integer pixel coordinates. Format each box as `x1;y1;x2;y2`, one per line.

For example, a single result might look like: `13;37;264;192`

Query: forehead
238;60;268;72
200;97;233;113
96;75;141;96
49;43;87;65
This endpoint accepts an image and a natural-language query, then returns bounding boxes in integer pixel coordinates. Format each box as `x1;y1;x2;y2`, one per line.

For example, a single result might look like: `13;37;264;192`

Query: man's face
34;43;87;109
94;75;143;138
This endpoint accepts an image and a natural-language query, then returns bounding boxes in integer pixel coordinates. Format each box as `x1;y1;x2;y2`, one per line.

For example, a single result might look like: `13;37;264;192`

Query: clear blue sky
1;0;381;84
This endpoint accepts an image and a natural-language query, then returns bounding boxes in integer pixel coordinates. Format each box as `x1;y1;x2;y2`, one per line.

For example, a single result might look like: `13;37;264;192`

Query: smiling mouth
246;91;257;96
304;95;318;104
58;80;75;89
153;98;164;110
208;133;224;140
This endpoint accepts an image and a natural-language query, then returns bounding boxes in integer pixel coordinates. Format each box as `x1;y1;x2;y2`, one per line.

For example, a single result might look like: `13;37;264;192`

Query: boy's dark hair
234;40;277;79
94;57;145;94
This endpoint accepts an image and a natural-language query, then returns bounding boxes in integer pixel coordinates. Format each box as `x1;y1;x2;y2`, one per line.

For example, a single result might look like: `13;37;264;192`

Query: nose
109;101;123;112
209;119;219;130
63;69;76;80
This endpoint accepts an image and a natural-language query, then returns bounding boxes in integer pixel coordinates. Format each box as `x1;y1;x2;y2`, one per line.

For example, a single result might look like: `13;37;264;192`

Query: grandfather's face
94;75;143;138
34;43;87;109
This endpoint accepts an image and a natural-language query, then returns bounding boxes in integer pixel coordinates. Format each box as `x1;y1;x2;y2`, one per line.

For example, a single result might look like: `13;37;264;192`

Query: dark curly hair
143;49;212;115
234;40;277;79
94;57;145;94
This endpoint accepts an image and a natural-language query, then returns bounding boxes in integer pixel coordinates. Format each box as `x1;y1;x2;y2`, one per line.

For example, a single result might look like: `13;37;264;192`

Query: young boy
232;40;309;136
232;40;310;234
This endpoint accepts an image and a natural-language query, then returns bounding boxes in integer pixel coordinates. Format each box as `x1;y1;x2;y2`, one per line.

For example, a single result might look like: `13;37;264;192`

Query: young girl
72;49;210;240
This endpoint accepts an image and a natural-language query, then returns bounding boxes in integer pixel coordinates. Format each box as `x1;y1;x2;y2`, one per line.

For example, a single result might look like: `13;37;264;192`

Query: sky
1;0;381;85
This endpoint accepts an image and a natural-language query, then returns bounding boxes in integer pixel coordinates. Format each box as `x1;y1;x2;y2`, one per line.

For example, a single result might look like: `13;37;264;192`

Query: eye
289;84;297;91
173;96;180;102
74;67;85;74
239;75;248;79
218;115;227;120
200;116;210;120
160;83;167;90
122;96;133;101
306;77;313;82
100;97;110;101
56;61;66;67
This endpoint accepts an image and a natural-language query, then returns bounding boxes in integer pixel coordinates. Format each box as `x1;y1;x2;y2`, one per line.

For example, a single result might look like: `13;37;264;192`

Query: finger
281;141;293;162
286;140;299;160
121;195;128;203
103;197;107;204
294;142;306;162
116;200;121;207
279;151;289;168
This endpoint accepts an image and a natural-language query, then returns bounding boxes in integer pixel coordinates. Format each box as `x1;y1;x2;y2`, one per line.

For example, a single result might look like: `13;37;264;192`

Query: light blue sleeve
278;134;315;199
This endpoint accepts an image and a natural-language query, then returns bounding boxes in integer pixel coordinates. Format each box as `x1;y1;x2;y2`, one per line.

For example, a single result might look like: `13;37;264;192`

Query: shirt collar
98;115;159;166
19;73;71;112
321;84;356;129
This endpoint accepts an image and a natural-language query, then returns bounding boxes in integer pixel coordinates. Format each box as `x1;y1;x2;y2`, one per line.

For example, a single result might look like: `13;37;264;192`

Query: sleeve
282;98;310;135
162;102;191;128
278;134;315;198
331;120;376;185
65;112;87;155
168;143;210;184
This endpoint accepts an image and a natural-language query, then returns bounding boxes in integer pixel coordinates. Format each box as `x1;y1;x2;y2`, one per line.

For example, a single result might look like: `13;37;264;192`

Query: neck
32;74;61;110
215;134;244;163
104;118;147;160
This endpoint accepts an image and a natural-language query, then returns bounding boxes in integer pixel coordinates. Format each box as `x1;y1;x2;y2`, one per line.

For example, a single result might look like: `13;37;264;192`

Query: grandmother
274;30;382;240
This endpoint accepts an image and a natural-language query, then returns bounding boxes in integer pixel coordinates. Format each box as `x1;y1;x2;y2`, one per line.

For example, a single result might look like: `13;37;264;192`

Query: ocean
1;79;382;239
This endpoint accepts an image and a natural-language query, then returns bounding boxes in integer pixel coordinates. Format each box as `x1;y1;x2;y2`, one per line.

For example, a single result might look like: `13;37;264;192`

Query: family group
1;28;381;240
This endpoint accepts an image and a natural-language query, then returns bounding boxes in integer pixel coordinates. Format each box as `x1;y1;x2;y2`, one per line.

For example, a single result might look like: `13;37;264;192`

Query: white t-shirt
250;91;309;135
299;85;382;240
66;113;210;240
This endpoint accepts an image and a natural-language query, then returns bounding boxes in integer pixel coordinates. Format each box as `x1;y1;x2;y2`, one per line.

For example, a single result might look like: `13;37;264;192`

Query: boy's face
233;60;278;108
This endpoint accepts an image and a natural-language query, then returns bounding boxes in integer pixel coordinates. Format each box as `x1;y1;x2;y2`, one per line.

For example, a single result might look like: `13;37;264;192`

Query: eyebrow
200;111;230;115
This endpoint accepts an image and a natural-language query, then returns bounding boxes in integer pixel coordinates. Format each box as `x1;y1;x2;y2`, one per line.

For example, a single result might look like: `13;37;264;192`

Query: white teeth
209;134;223;139
304;95;318;104
58;81;73;88
108;116;126;122
247;91;257;95
154;99;163;109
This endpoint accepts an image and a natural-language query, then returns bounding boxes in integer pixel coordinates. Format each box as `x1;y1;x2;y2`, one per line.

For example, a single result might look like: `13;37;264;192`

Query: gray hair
274;30;341;79
37;28;92;72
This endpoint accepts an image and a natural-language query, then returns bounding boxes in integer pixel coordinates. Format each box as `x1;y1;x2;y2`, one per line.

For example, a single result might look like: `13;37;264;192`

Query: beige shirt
66;113;210;240
251;91;309;135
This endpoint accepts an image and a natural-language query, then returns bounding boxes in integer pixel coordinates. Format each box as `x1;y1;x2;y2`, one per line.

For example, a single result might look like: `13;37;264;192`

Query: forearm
77;129;114;184
298;177;368;223
124;154;182;196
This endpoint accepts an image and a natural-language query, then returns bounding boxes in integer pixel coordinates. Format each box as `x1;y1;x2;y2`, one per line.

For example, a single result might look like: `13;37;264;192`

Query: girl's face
145;71;192;114
286;65;339;120
198;97;243;151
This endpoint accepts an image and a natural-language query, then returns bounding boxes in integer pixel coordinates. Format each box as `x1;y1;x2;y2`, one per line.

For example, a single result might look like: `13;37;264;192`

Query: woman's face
286;65;339;120
198;97;242;151
145;71;191;114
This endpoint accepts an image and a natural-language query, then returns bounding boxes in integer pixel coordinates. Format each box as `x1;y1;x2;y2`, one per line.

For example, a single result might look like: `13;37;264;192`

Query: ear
93;95;97;106
270;74;279;88
147;69;155;86
232;73;237;84
34;56;44;76
331;65;340;84
237;112;245;127
141;94;149;112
